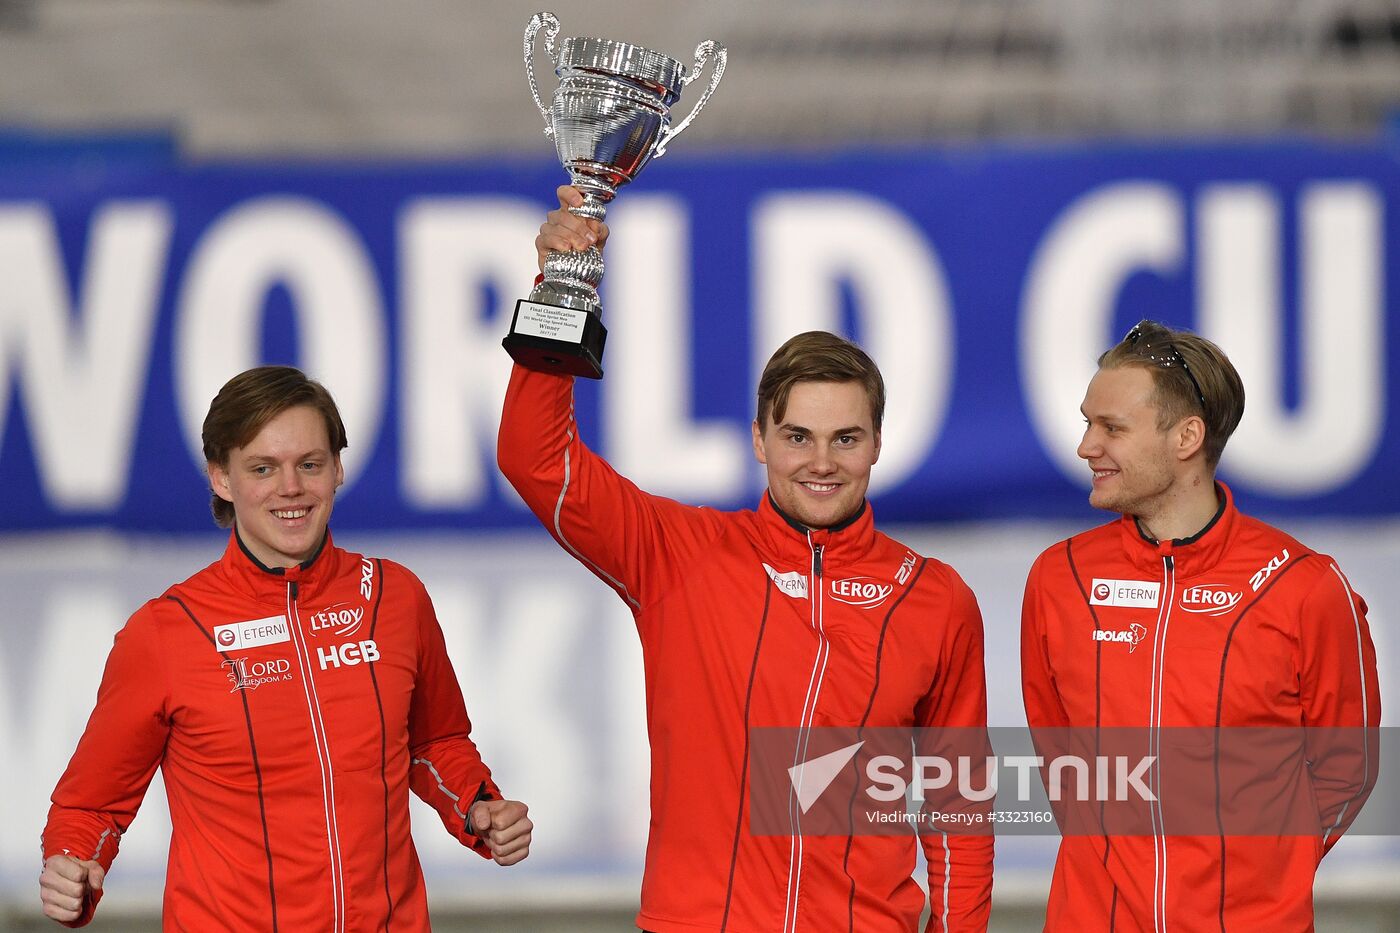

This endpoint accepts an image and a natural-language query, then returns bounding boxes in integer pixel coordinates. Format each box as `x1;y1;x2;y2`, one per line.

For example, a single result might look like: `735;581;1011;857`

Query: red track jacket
1021;484;1381;931
498;364;993;932
44;531;502;931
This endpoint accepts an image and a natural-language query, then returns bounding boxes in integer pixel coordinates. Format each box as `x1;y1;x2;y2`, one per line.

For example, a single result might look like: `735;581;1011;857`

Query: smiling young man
41;366;531;930
1020;320;1381;930
496;187;992;932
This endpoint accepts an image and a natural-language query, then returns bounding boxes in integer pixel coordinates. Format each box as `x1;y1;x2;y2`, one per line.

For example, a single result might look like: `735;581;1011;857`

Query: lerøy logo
830;577;894;610
213;615;290;652
223;657;293;692
1092;622;1148;652
1089;579;1160;608
1179;585;1242;616
763;563;808;600
308;602;365;638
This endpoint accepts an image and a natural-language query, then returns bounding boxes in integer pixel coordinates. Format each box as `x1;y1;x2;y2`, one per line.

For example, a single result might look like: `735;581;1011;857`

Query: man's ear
751;420;768;465
1175;416;1206;462
334;453;346;490
207;462;234;503
872;430;882;466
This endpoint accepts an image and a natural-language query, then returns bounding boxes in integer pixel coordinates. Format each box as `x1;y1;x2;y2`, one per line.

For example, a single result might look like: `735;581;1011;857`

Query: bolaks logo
763;563;809;600
1092;623;1148;652
223;657;293;692
1179;585;1243;616
830;577;894;610
1249;549;1289;592
309;602;365;639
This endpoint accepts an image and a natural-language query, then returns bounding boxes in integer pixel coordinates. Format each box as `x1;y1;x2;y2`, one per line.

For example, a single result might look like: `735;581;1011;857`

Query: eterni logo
1089;579;1160;608
1092;623;1148;652
830;577;894;609
763;563;808;600
1179;586;1243;616
213;615;290;652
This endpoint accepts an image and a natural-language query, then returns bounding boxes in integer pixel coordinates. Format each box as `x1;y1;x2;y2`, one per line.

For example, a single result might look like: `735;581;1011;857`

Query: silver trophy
503;11;726;379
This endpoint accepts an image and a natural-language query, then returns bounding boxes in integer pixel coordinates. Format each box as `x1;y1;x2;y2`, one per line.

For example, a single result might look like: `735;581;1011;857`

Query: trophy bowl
503;12;726;379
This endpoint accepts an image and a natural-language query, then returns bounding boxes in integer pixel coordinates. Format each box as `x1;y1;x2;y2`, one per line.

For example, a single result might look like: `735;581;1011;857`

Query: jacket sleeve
1020;552;1073;731
42;602;171;927
403;571;503;859
496;362;727;612
914;567;993;932
1297;560;1381;857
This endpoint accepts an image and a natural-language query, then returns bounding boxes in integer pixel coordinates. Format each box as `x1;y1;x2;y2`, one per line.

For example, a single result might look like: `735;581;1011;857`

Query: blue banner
0;139;1396;530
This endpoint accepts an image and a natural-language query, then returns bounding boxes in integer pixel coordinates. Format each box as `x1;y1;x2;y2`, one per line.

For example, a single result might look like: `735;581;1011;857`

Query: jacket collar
757;493;879;568
1116;481;1236;577
217;526;339;604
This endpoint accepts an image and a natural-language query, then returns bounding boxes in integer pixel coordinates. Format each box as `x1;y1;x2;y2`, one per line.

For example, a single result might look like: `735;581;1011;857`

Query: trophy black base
503;298;607;380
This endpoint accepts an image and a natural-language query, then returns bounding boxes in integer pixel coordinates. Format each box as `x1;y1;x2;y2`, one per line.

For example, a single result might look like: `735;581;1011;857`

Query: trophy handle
524;12;562;137
654;40;726;158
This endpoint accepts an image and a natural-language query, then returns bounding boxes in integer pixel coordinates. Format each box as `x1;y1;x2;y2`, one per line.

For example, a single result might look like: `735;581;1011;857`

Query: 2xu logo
360;558;374;600
1250;549;1290;592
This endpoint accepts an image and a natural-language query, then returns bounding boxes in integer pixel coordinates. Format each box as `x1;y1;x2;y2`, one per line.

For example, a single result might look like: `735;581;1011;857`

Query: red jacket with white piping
43;531;501;931
1021;484;1381;931
498;363;993;932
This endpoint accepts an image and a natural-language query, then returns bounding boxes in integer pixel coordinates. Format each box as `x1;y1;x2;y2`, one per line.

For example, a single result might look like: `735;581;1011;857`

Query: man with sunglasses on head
1020;320;1380;930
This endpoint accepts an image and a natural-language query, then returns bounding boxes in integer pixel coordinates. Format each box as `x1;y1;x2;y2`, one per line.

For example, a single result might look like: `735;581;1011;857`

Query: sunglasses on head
1123;321;1207;414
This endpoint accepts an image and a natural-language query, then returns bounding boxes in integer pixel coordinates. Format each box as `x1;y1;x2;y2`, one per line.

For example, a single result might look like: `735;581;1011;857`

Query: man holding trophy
498;15;993;930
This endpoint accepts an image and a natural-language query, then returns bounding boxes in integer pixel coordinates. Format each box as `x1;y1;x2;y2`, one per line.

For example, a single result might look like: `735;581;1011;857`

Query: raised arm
497;187;726;610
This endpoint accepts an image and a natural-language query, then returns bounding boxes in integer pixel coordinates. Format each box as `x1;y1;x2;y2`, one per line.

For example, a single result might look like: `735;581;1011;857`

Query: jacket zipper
1147;555;1176;933
285;579;347;933
784;540;829;933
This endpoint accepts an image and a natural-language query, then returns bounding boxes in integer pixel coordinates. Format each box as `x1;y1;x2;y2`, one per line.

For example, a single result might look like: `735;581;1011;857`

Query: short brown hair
202;366;348;527
756;331;886;433
1098;320;1245;467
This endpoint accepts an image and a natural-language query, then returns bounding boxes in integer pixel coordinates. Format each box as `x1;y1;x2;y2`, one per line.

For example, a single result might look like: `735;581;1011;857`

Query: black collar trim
234;525;329;576
767;493;867;536
1134;483;1227;547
